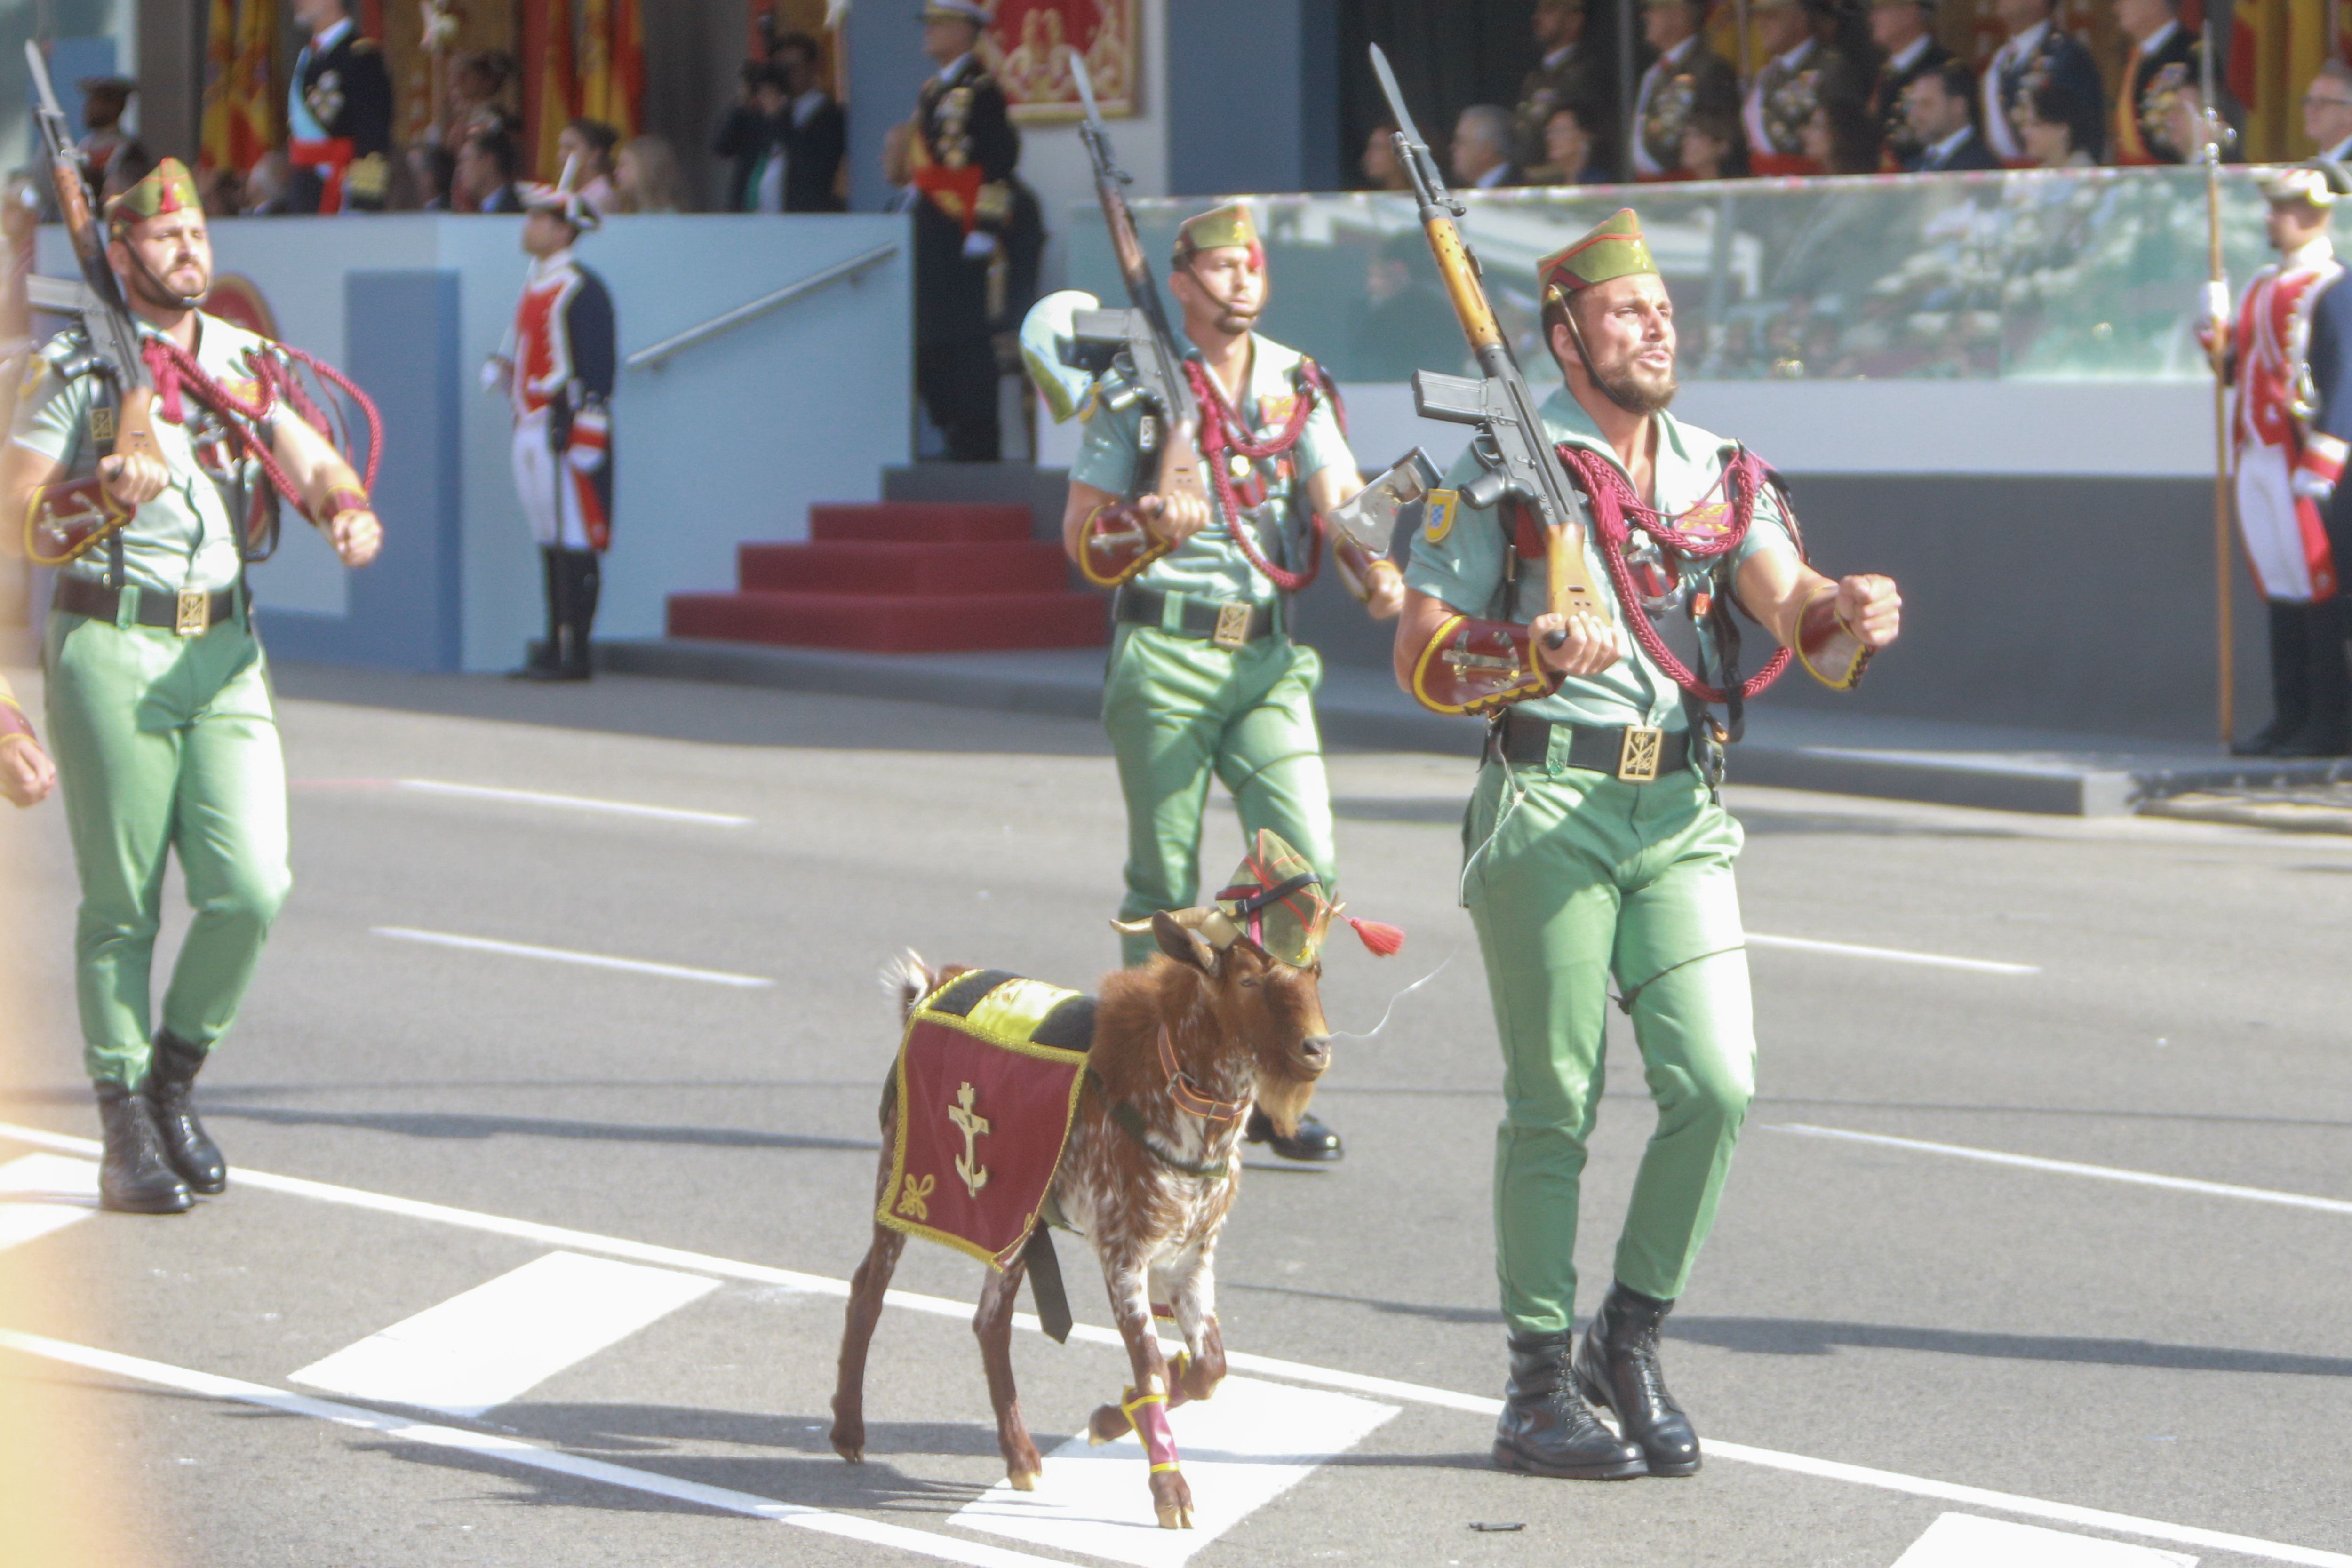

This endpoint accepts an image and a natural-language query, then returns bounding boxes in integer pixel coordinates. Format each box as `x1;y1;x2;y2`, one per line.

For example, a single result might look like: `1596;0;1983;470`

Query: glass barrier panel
1063;167;2282;384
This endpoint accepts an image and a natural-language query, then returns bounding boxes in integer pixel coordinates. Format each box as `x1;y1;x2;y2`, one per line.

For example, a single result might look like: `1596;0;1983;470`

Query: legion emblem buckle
1617;725;1664;783
175;588;210;637
1212;601;1252;650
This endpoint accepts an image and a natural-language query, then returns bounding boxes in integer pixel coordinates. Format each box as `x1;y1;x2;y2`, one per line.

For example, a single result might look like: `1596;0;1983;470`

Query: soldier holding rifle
2;55;382;1216
1041;60;1408;1162
1371;47;1901;1481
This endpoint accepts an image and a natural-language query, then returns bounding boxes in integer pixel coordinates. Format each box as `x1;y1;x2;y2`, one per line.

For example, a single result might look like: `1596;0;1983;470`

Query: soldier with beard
1393;209;1902;1479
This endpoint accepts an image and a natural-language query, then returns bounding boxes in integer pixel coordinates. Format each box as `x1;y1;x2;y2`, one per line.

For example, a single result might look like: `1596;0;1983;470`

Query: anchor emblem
948;1081;991;1198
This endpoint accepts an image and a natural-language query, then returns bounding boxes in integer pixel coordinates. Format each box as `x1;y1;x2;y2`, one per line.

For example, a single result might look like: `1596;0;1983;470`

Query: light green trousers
1462;743;1755;1337
44;602;292;1087
1101;623;1336;968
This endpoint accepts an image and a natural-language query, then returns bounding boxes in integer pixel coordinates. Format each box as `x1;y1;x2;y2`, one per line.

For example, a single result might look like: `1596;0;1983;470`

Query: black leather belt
1114;586;1276;649
1491;711;1694;783
54;575;242;637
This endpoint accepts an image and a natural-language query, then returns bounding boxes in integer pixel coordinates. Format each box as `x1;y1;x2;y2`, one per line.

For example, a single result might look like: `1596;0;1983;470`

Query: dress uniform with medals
2223;163;2352;756
911;0;1021;462
9;160;380;1211
1629;0;1740;180
1067;204;1392;1161
1981;6;2105;165
1741;0;1862;177
287;9;394;213
2112;9;2200;166
1401;211;1897;1481
1513;0;1620;176
490;165;616;681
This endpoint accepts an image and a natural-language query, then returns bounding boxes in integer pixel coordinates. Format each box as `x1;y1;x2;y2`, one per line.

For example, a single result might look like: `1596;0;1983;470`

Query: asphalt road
3;663;2350;1568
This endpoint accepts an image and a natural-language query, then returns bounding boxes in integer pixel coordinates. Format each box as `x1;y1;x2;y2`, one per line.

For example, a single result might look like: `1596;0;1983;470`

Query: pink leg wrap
1121;1389;1180;1472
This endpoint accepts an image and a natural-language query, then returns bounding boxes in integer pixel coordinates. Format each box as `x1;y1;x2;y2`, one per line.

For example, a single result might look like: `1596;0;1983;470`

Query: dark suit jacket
1993;26;2105;163
783;95;847;213
1909;125;1999;173
1871;38;1949;170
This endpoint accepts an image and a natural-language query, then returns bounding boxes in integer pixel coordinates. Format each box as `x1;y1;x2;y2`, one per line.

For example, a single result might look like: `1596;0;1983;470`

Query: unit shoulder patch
1422;487;1459;544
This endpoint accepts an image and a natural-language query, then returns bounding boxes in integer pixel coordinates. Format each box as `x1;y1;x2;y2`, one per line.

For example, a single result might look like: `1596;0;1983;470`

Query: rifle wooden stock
1424;217;1504;354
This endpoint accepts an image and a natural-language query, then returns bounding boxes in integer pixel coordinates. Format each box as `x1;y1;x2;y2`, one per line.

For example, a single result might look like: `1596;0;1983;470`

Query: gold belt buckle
1617;725;1664;783
1211;601;1253;650
175;588;211;638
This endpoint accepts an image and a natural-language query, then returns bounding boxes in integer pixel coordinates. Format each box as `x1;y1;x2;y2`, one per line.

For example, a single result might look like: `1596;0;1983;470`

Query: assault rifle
1068;53;1207;513
1367;43;1611;634
24;40;163;478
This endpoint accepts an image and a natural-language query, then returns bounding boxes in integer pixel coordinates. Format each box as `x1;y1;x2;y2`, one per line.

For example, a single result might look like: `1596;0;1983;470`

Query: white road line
289;1251;720;1417
1;1120;2345;1568
396;780;752;827
0;1154;99;1253
1774;1124;2352;1217
955;1376;1397;1568
0;1330;1070;1568
1746;933;2041;975
371;927;774;989
1894;1512;2196;1567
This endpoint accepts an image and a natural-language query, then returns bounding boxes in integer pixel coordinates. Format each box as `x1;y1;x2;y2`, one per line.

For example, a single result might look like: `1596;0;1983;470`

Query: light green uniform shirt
1068;332;1355;610
1404;387;1796;733
11;312;284;598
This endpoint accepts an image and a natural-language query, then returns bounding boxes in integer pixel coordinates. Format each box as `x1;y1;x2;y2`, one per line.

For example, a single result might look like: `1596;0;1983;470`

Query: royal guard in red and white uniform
486;158;616;681
2212;162;2352;756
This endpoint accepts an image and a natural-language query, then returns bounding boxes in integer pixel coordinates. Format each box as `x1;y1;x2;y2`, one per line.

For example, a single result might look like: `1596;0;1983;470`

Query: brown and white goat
829;908;1335;1531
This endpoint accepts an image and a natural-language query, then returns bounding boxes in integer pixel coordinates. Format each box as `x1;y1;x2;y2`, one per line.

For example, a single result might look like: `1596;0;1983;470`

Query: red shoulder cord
1182;358;1322;592
142;337;384;520
1554;443;1792;704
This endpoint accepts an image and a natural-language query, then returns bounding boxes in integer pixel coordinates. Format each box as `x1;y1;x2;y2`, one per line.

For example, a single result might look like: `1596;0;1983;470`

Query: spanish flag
527;0;579;178
577;0;644;137
228;0;277;173
2232;0;2352;160
198;0;237;175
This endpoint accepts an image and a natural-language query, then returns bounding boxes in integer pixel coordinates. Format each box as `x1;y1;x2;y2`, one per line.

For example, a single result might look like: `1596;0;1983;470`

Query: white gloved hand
2292;469;2336;502
481;356;512;395
962;230;1000;261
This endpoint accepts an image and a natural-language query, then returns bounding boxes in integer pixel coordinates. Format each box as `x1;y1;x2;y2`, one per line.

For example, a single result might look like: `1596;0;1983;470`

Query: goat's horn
1109;917;1155;935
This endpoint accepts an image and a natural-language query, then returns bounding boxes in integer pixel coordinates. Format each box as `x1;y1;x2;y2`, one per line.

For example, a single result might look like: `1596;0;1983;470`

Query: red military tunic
2232;240;2345;603
501;248;616;551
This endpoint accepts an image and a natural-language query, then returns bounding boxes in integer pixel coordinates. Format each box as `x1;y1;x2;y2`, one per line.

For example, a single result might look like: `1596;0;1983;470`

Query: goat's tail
879;950;938;1025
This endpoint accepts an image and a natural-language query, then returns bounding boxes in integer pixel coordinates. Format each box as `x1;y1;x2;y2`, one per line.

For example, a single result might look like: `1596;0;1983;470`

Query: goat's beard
1252;1072;1319;1139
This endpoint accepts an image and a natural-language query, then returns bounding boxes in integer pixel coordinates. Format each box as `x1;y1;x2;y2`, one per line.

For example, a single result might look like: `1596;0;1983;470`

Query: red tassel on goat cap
1349;917;1405;957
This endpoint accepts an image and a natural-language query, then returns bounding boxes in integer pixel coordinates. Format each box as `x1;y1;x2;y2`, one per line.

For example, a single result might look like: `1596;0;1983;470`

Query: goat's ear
1152;910;1221;975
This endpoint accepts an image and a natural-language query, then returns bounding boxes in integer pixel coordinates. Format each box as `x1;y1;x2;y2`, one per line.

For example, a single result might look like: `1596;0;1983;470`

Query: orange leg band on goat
1122;1389;1180;1472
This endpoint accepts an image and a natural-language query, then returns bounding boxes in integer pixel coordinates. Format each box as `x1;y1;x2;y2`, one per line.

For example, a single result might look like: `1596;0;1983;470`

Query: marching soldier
0;672;58;808
486;164;615;682
2211;163;2352;757
1979;0;2104;167
1060;204;1403;1162
1393;209;1900;1478
2111;0;2199;167
1630;0;1739;181
287;0;394;214
1866;0;1948;171
0;159;383;1211
910;0;1020;462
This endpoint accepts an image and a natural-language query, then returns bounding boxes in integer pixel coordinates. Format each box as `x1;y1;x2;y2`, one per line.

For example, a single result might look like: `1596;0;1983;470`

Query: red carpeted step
738;539;1069;596
808;502;1033;544
667;589;1106;653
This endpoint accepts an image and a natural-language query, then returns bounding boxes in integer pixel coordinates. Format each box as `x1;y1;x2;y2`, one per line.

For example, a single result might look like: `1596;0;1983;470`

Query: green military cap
103;156;200;238
1173;201;1263;265
1538;207;1659;300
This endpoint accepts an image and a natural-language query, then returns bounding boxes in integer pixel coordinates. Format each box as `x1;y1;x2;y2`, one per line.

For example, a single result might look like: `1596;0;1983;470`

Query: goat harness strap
1089;1069;1232;1180
1122;1388;1181;1472
1156;1024;1247;1123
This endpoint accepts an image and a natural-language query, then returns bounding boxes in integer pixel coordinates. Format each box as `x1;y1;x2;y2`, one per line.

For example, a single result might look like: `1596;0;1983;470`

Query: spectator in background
613;136;685;213
1361;124;1412;191
1906;59;1998;171
409;143;458;210
2307;60;2352;163
1681;103;1747;180
1632;0;1739;181
241;150;292;215
1744;0;1865;177
1451;105;1522;191
442;50;518;145
1514;0;1615;175
1532;102;1607;185
1802;94;1883;174
774;31;848;212
557;119;621;213
288;0;394;212
881;119;918;209
2113;0;2200;165
1981;0;2104;166
1867;0;1947;172
460;128;525;213
2020;79;2100;168
75;77;141;193
1349;229;1469;381
716;62;790;212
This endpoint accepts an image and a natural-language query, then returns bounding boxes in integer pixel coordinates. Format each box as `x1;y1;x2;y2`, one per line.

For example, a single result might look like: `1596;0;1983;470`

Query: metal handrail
623;242;898;371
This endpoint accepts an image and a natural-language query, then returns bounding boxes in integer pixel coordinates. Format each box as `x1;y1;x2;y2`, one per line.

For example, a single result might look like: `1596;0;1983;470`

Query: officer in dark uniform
910;0;1020;462
287;0;394;214
1867;0;1948;170
1981;0;2105;165
2112;0;2199;166
2294;159;2352;755
1514;0;1620;177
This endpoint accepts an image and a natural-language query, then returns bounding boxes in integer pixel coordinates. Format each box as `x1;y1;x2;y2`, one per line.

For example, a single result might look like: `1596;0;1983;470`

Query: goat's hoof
1156;1504;1184;1530
1008;1470;1038;1492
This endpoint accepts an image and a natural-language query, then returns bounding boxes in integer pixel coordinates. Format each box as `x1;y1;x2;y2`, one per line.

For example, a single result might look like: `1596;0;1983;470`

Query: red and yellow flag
2230;0;2352;161
228;0;277;172
198;0;237;175
531;0;578;178
575;0;644;137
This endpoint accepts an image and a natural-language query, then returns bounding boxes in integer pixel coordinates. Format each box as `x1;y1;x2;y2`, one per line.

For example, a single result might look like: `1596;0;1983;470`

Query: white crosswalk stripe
0;1154;100;1252
1895;1512;2197;1567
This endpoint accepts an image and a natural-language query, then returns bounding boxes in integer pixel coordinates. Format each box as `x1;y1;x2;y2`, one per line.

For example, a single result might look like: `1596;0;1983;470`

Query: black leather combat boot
95;1082;193;1215
1574;1281;1701;1476
144;1030;227;1194
1244;1106;1342;1162
1492;1331;1646;1480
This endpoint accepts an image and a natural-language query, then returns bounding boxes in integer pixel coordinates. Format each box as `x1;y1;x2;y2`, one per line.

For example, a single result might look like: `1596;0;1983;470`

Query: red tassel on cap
1349;917;1405;957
